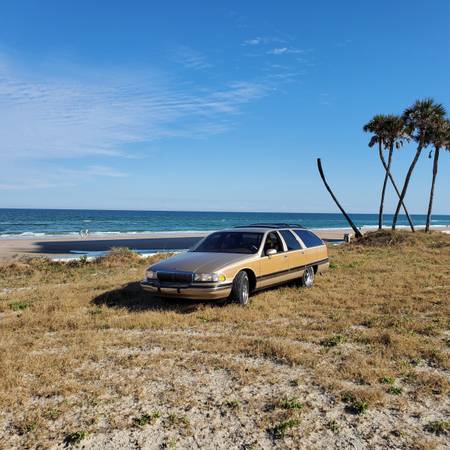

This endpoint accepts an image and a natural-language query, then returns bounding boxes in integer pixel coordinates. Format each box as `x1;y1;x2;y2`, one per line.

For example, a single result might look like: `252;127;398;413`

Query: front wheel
301;266;315;288
230;271;250;305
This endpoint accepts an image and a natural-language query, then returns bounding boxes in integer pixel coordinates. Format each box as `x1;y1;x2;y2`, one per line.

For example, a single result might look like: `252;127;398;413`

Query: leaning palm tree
392;99;447;230
378;148;414;230
363;114;412;230
425;118;450;232
317;159;363;238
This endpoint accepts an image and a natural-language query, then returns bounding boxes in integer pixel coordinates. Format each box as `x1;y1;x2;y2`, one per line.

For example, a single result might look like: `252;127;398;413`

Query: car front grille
156;271;193;285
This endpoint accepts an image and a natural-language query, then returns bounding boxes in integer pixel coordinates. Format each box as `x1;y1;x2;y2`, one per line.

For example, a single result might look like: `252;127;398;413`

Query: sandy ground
0;229;352;260
1;227;448;260
0;231;448;449
0;232;206;260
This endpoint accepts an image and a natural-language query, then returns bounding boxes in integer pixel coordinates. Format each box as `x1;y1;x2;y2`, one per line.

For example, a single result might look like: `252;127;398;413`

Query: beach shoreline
0;226;448;260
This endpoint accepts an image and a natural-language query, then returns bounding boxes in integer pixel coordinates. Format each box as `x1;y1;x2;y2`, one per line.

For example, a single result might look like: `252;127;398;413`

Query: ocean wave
0;232;80;238
0;230;194;238
87;230;208;235
54;249;184;262
1;223;449;239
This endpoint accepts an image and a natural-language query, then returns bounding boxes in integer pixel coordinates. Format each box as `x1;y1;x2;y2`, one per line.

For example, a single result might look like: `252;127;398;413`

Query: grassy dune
0;232;449;449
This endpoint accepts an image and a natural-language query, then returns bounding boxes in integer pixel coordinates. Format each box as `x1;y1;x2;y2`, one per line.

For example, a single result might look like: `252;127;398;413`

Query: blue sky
0;0;449;213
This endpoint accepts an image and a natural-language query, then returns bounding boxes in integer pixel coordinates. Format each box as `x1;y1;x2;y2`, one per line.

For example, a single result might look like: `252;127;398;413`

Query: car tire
230;271;250;306
301;266;315;288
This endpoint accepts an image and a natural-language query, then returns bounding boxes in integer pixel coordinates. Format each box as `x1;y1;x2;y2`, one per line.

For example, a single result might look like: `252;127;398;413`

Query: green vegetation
63;430;87;445
424;420;449;436
326;419;340;433
379;376;395;385
386;386;403;395
167;413;190;428
268;419;300;439
133;412;160;427
279;397;303;410
9;301;29;311
320;334;345;348
342;392;369;415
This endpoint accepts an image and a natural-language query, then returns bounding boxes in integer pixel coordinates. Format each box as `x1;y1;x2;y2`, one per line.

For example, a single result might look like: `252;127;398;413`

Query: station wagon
141;224;329;305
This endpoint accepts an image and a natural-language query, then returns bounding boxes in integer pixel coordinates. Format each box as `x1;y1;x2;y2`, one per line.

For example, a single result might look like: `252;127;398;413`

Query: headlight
194;273;226;282
146;270;157;280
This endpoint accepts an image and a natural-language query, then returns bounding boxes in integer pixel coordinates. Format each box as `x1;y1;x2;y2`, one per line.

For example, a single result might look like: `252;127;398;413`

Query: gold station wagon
141;224;329;305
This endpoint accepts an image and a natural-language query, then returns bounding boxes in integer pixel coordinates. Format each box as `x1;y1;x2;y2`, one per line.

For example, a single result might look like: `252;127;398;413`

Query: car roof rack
233;223;305;229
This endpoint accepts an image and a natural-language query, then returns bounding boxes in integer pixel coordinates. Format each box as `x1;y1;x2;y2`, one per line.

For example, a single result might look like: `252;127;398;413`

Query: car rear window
293;229;324;248
193;231;263;254
279;230;301;251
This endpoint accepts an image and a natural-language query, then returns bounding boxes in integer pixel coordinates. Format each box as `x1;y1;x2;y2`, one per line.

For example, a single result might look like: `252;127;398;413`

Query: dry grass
0;231;449;449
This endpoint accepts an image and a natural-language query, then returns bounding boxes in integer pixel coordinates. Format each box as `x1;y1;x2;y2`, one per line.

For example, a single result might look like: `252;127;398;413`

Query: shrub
9;301;29;311
64;430;87;445
424;420;449;436
320;334;345;348
133;412;160;427
268;419;300;439
342;392;369;415
280;397;303;410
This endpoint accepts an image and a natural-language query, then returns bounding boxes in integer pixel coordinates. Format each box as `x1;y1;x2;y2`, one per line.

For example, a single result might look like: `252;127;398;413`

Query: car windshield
192;231;263;254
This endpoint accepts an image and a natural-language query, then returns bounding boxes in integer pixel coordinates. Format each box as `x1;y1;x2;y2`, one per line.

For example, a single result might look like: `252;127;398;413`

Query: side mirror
266;248;277;256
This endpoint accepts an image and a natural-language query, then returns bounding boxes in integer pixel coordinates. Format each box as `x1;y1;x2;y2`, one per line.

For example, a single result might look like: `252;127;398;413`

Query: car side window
262;232;284;255
279;230;301;251
293;229;324;248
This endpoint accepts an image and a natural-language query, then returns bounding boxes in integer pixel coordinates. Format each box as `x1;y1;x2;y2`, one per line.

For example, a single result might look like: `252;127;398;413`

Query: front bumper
140;280;232;300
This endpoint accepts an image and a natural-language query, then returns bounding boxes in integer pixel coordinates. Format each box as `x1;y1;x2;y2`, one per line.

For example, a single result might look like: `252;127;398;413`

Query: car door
278;229;309;277
292;229;327;266
257;231;290;288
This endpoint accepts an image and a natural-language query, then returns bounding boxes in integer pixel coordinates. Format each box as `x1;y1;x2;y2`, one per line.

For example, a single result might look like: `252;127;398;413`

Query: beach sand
0;229;351;260
0;227;447;259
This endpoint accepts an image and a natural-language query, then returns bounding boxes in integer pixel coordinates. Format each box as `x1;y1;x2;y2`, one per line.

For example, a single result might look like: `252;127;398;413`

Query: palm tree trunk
378;142;391;229
425;147;440;232
317;158;363;238
378;147;415;231
392;146;422;230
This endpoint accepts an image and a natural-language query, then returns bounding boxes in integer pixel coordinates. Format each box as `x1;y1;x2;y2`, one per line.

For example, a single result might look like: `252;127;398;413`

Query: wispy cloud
242;36;286;46
243;37;264;46
58;165;128;178
0;164;128;191
0;57;267;162
171;46;212;70
267;47;305;55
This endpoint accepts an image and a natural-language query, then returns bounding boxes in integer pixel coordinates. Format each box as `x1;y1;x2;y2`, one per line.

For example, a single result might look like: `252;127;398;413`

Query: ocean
1;208;449;237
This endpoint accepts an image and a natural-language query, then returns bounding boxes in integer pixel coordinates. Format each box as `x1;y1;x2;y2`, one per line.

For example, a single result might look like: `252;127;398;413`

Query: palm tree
425;118;450;232
378;149;415;231
363;114;411;230
392;99;447;230
317;159;363;238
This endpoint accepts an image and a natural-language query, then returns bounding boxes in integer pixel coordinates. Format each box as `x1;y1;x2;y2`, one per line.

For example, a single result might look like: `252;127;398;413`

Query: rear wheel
301;266;315;288
230;271;250;305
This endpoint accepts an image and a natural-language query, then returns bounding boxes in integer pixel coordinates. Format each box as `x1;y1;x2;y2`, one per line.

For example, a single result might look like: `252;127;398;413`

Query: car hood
150;251;252;273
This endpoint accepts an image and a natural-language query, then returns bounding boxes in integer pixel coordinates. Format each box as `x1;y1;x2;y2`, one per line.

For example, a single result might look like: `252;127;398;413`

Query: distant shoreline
1;224;448;240
0;226;448;260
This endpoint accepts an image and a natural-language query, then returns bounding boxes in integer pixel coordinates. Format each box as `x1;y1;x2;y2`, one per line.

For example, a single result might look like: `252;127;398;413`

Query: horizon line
0;207;449;216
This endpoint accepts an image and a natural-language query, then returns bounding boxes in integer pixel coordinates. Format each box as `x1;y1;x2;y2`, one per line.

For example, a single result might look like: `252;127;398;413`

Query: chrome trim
141;280;232;291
